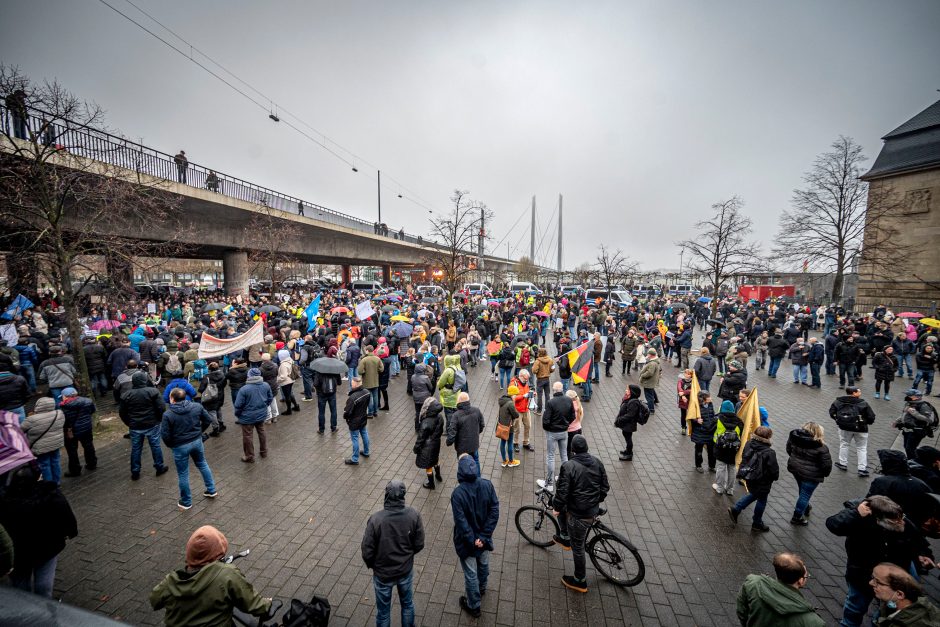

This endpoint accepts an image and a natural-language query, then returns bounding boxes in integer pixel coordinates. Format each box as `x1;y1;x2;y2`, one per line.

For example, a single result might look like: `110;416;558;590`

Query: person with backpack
728;426;779;532
515;340;533;377
713;400;743;495
159;341;185;382
894;388;938;459
198;362;228;436
690;390;717;473
497;342;515;390
614;384;649;461
829;386;877;476
297;337;321;402
119;371;169;481
714;331;731;376
510;370;535;453
312;366;341;434
785;422;832;526
437;353;465;428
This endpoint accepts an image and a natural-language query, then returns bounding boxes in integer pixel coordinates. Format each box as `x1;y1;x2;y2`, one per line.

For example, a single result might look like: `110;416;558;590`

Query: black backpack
834;402;862;430
716;429;741;452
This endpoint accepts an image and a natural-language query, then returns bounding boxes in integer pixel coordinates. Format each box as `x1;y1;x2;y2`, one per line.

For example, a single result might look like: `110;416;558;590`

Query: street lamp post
377;169;382;226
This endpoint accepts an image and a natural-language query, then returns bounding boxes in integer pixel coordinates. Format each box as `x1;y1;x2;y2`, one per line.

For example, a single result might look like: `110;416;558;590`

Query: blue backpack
191;359;208;381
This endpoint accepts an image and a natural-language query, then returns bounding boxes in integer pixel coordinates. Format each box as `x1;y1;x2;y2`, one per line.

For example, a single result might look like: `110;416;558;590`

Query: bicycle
514;480;646;587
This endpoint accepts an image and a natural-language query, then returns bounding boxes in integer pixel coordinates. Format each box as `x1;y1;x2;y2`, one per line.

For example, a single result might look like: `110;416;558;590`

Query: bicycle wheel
514;506;559;547
587;532;645;587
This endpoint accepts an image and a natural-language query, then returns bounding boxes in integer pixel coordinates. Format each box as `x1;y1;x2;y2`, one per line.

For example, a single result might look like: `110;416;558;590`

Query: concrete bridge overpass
0;103;526;294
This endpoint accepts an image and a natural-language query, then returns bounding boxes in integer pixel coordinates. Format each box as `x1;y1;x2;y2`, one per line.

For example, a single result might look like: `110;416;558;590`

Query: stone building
856;98;940;315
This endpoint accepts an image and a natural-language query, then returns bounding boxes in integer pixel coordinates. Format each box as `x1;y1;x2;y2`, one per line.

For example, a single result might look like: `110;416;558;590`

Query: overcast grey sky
2;1;939;271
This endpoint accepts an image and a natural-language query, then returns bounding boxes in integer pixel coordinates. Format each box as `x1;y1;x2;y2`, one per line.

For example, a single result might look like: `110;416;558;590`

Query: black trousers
621;430;634;454
694;441;716;469
65;431;97;473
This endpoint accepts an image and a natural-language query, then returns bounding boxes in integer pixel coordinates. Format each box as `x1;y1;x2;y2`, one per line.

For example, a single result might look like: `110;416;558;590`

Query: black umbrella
311;357;347;375
420;297;441;304
257;305;281;314
201;302;227;312
671;303;689;310
381;305;397;312
705;318;725;328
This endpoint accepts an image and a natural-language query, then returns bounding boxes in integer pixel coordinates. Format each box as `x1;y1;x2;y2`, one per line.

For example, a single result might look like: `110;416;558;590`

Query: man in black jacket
766;331;789;378
834;336;863;388
825;495;934;627
361;480;425;627
120;371;168;481
867;449;933;527
552;435;609;593
829;386;876;476
343;377;371;465
446;392;485;476
542;382;574;487
718;361;747;404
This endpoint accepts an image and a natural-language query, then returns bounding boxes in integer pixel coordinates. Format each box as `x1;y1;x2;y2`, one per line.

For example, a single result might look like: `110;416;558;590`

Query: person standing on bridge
173;150;188;184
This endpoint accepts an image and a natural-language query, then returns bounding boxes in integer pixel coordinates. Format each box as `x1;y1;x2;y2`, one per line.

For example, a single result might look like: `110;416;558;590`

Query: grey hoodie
411;363;434;405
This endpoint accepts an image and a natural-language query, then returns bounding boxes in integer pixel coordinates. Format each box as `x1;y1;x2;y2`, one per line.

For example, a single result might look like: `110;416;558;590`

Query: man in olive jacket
736;552;823;627
358;345;384;418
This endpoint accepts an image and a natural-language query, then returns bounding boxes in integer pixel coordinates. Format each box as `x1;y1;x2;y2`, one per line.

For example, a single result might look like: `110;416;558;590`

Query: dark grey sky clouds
2;1;939;270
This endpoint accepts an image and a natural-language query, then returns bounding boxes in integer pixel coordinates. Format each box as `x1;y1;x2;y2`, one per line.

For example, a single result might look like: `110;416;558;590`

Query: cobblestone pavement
53;330;939;626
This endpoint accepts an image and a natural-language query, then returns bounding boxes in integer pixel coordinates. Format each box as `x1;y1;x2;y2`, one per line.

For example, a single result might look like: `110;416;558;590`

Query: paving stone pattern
53;330;939;626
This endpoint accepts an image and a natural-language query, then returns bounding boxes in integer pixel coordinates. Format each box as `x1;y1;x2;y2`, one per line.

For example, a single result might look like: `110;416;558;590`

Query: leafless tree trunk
771;136;902;304
594;245;635;291
676;196;760;316
246;204;298;294
425;190;493;310
0;66;185;395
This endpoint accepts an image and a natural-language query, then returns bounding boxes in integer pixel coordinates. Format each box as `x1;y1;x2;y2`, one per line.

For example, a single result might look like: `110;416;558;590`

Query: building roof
862;98;940;180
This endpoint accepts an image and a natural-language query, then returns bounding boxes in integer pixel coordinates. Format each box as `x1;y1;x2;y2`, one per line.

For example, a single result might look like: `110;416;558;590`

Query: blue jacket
345;343;361;369
808;343;825;365
163;379;196;403
129;327;146;353
675;328;693;349
233;376;274;425
161;399;211;448
449;456;500;559
107;346;140;379
14;342;39;368
60;395;96;435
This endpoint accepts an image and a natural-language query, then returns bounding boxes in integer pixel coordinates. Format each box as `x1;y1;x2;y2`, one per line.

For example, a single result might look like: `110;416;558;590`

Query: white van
668;284;699;297
416;285;447;298
350;280;383;294
508;281;542;294
463;283;492;295
584;288;632;307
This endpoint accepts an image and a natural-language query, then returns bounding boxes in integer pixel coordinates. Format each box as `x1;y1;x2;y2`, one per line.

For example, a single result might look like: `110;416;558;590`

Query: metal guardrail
0;101;438;245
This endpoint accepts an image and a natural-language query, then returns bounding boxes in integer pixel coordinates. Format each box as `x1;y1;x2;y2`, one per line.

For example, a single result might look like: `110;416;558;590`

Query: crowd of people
1;285;940;625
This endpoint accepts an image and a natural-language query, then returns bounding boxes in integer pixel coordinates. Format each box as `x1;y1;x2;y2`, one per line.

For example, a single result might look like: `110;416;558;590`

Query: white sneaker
536;479;554;492
711;483;723;494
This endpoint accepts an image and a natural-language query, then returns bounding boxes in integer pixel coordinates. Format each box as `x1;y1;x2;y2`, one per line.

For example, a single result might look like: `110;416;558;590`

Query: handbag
495;422;511;441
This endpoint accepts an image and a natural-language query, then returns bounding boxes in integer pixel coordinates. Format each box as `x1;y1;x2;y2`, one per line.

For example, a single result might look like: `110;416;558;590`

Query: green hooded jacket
876;598;940;627
149;561;270;627
437;354;463;409
736;574;824;627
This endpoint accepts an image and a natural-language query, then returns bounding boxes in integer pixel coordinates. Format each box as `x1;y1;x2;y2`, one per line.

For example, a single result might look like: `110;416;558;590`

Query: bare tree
516;256;539;282
571;262;597;288
425;190;493;309
676;196;760;315
771;136;902;303
246;204;298;292
594;245;635;289
0;66;185;394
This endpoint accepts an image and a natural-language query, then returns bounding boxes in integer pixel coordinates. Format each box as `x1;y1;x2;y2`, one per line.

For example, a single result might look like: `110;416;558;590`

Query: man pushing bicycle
552;434;610;593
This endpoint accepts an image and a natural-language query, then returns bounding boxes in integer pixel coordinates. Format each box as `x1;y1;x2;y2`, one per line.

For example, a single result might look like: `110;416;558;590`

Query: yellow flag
685;372;702;436
735;388;762;466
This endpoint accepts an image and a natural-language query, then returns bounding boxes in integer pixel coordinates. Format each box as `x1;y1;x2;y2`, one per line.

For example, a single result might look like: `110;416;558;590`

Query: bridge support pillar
222;250;248;296
5;253;38;298
106;253;134;294
381;265;392;286
341;264;351;288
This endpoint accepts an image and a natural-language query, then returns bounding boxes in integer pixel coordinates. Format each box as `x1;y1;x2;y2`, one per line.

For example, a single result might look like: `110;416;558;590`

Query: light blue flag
305;294;321;332
2;294;35;320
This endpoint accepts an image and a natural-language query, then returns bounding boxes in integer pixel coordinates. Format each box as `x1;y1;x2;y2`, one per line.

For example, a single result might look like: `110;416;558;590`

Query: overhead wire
97;0;440;214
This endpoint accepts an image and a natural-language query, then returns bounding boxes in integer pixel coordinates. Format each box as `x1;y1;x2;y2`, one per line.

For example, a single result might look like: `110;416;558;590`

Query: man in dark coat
446;392;485;476
361;480;425;627
829;386;877;476
765;331;789;378
343;377;371;465
826;495;934;627
82;336;109;397
718;360;747;404
614;384;646;461
415;398;445;488
120;371;168;481
450;455;499;618
552;435;609;593
542;382;574;487
867;449;933;527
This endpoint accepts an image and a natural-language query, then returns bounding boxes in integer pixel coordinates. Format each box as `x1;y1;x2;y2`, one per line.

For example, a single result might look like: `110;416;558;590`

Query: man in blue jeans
119;371;169;481
450;455;499;618
343;377;371;465
361;480;425;627
161;388;217;510
542;382;574;487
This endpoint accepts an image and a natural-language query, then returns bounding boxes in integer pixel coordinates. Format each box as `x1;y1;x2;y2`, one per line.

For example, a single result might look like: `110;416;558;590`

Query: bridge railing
0;101;436;246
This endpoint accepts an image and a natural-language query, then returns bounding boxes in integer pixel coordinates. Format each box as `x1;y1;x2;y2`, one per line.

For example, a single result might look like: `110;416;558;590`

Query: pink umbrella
89;319;121;331
0;410;36;475
531;311;549;318
897;312;924;319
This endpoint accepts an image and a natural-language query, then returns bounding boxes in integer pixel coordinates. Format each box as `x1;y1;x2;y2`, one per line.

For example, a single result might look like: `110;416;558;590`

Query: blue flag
305;294;321;332
2;294;35;320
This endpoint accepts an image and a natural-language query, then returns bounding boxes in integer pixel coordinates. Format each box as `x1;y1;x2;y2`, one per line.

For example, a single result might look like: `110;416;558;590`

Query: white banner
0;324;17;347
197;320;264;360
355;300;376;321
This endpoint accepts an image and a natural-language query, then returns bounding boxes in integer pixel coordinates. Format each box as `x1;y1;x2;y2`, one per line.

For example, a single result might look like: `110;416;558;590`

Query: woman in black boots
414;397;444;489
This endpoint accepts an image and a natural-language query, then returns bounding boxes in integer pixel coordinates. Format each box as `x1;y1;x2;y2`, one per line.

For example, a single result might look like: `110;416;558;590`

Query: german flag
566;341;593;384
